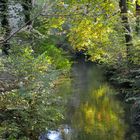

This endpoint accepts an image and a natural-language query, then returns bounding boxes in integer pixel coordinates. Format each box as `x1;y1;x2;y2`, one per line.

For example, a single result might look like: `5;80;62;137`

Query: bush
0;45;70;139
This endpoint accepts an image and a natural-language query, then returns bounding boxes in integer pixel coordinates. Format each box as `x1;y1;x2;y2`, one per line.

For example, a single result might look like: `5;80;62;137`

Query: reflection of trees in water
67;62;126;140
72;84;126;140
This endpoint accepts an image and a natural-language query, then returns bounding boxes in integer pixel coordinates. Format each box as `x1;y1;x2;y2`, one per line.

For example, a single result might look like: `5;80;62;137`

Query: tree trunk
136;0;140;35
22;0;32;25
0;0;11;55
119;0;133;64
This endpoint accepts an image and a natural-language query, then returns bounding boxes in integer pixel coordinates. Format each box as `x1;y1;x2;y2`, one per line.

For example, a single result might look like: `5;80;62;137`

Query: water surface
60;61;127;140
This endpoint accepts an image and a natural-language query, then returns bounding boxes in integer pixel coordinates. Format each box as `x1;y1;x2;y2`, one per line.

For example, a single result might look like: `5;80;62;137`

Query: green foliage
0;4;72;137
131;38;140;65
7;46;51;78
34;41;71;70
43;0;127;64
0;44;70;139
0;88;64;139
44;0;139;66
0;0;140;139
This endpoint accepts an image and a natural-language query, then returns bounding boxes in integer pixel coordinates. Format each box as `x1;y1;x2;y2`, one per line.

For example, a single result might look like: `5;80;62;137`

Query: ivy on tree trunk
0;0;11;55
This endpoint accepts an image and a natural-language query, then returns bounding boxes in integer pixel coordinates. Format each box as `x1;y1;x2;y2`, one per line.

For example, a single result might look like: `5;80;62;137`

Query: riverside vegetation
0;0;140;139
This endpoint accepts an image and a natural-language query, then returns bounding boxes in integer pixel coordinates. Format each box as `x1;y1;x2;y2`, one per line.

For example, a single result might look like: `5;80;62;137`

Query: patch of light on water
63;128;69;134
39;125;72;140
47;131;62;140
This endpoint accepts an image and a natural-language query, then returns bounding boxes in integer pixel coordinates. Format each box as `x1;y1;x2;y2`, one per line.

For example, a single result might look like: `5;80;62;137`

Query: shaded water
61;60;127;140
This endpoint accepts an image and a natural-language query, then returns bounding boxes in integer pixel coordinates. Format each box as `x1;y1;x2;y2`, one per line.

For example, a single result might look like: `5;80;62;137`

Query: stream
1;2;130;139
43;60;128;140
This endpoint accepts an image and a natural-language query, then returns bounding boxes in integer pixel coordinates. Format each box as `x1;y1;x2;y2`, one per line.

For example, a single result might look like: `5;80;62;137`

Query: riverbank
105;64;140;139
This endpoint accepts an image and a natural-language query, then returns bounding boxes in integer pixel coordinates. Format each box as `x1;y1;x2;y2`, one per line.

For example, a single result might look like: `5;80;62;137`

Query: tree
119;0;133;64
22;0;32;26
136;0;140;35
0;0;11;55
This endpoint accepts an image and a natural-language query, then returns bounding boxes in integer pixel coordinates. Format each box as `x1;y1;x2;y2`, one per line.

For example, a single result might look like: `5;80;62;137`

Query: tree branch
0;2;55;44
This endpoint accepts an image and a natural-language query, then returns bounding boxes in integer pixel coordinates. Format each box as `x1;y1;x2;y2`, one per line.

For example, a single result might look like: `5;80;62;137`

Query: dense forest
0;0;140;140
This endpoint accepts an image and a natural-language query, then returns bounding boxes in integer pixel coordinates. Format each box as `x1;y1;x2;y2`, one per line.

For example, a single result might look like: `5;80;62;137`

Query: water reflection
47;131;62;140
66;61;127;140
39;125;72;140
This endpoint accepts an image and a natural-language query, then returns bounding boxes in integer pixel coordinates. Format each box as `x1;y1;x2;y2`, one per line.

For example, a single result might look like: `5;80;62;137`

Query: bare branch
0;1;55;44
